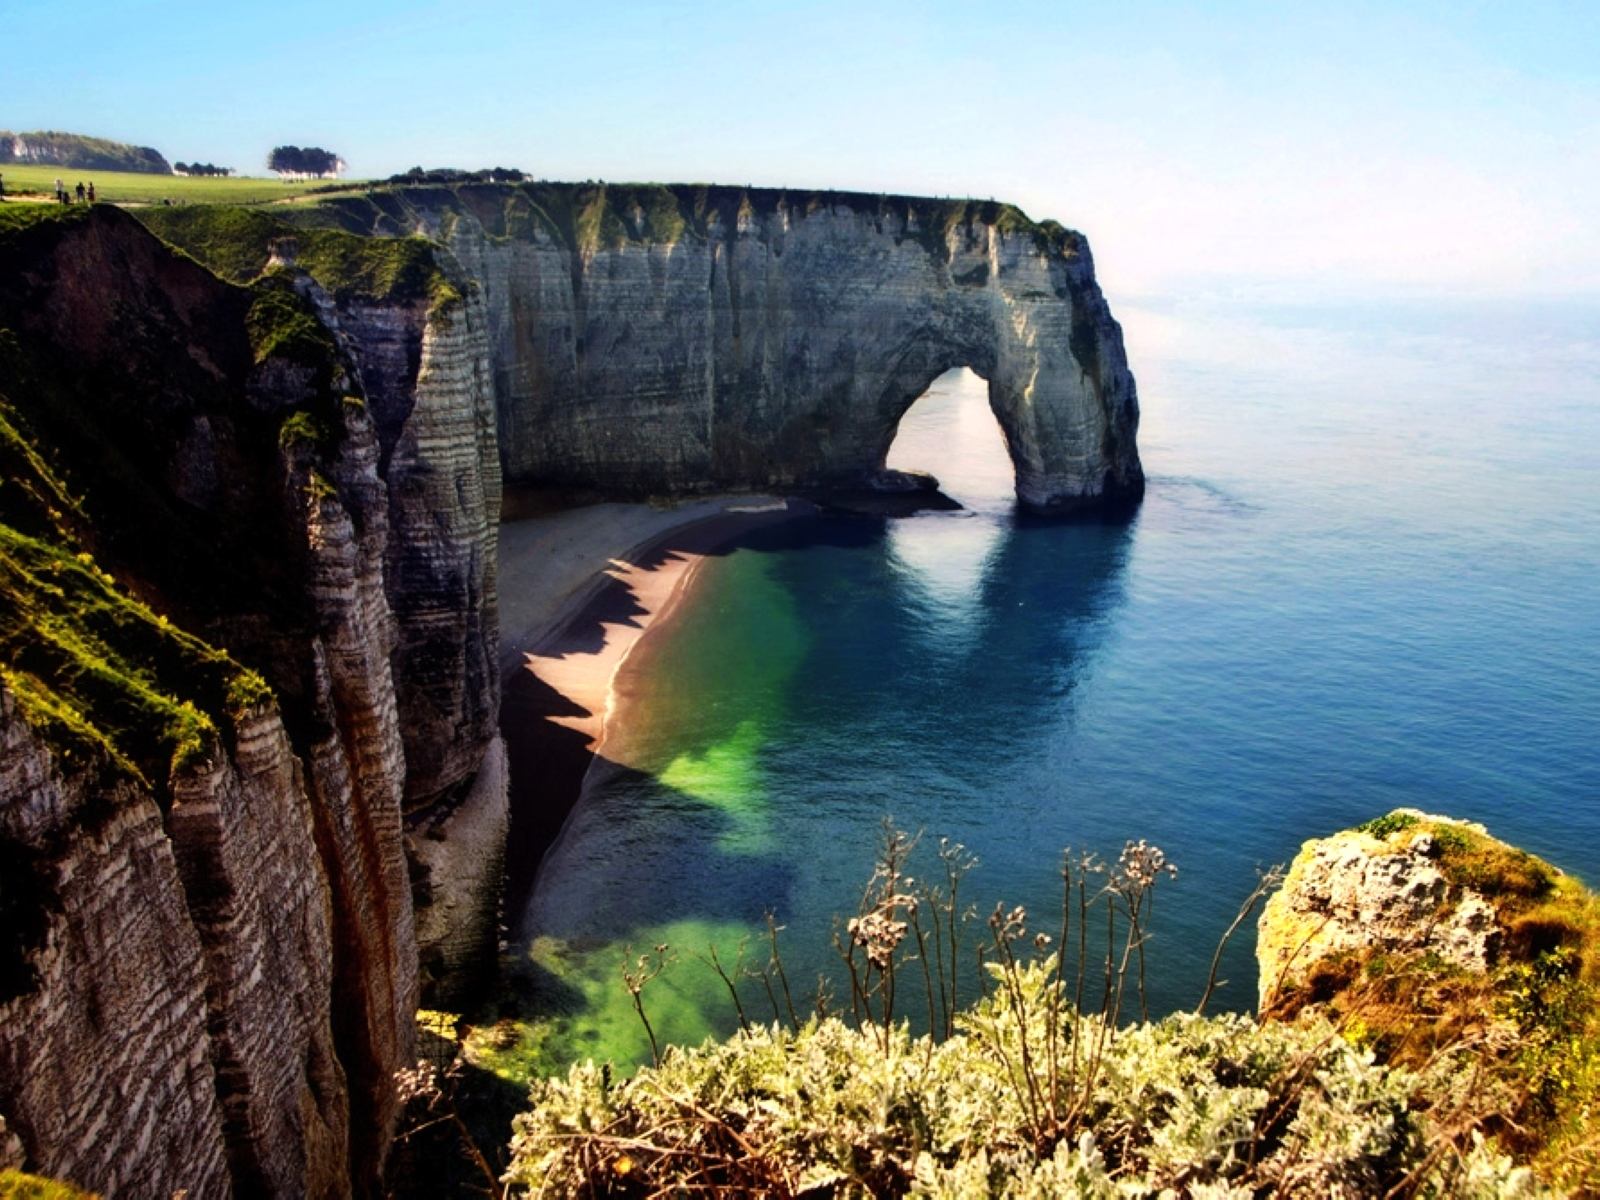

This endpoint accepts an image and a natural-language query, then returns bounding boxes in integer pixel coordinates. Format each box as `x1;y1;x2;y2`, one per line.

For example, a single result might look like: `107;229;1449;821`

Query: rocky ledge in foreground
1258;809;1600;1191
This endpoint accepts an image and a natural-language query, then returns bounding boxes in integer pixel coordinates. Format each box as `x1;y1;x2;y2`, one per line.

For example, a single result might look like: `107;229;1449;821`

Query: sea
512;292;1600;1070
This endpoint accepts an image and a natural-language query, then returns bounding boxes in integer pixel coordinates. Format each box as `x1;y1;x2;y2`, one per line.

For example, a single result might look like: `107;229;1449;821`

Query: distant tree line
267;145;345;179
388;166;528;185
173;162;232;177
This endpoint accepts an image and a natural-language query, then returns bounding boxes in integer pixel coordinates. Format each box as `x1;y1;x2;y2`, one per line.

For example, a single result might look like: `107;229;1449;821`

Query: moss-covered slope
134;204;461;310
0;203;357;783
0;210;279;790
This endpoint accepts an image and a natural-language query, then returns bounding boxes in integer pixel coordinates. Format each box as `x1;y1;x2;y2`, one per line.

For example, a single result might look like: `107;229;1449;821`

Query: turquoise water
518;295;1600;1064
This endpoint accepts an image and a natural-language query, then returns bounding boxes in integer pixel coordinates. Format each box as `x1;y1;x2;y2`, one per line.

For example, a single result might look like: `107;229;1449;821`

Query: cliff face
307;183;1143;513
0;205;501;1196
136;207;510;1001
320;274;507;1004
0;180;1139;1196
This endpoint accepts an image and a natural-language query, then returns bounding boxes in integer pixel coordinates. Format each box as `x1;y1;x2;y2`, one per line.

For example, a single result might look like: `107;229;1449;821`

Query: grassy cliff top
0;202;90;240
0;162;366;205
8;174;1087;266
293;179;1089;259
134;204;460;309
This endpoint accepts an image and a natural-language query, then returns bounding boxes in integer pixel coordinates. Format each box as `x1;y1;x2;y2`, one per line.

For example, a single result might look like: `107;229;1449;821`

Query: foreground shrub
506;961;1540;1197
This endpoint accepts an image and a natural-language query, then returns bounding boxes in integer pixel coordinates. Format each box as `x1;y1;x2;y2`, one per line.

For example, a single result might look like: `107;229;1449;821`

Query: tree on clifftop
267;145;345;179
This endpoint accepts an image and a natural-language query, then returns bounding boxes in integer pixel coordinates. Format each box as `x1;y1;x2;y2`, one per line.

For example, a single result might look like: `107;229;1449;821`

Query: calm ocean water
517;295;1600;1066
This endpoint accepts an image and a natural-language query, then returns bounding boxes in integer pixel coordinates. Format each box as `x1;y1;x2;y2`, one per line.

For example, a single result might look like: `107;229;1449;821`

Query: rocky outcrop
1255;809;1596;1020
0;205;497;1197
138;209;511;1004
275;235;508;1007
305;183;1143;514
1257;811;1505;1009
1255;812;1600;1192
329;277;501;809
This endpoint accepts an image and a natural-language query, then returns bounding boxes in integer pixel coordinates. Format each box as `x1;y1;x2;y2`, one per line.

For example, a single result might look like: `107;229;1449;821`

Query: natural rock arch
319;184;1146;514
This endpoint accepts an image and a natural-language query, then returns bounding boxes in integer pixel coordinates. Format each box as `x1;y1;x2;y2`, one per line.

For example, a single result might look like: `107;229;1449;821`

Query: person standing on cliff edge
0;173;6;201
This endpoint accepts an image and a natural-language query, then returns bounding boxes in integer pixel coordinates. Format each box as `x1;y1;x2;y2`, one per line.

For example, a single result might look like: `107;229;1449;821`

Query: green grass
135;205;461;311
246;279;339;366
0;162;368;206
0;370;272;791
0;201;90;240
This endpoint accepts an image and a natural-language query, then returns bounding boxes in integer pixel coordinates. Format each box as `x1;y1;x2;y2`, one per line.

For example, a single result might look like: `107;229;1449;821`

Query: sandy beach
497;495;805;905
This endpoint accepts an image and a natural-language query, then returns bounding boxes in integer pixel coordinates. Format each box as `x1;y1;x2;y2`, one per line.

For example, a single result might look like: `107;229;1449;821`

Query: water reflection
489;296;1600;1081
509;449;1137;1071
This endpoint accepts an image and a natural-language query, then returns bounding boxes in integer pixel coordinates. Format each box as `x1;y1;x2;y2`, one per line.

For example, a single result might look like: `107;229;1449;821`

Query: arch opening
884;367;1017;515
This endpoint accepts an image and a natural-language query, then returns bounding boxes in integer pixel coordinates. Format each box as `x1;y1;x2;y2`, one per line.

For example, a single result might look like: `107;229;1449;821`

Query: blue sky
6;0;1598;298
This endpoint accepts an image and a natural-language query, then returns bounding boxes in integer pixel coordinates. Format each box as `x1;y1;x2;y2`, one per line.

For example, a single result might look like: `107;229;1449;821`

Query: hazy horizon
9;0;1599;303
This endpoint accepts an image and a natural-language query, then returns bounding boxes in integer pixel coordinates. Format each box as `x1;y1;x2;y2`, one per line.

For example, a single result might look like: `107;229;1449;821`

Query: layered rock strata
138;210;510;1008
0;205;500;1197
304;183;1144;513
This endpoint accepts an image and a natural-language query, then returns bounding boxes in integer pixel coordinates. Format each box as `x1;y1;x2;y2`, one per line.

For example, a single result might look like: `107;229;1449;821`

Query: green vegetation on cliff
0;1170;98;1200
482;819;1599;1195
0;359;269;1007
133;204;462;311
0;130;169;174
246;277;339;365
291;179;1087;261
0;203;90;237
507;968;1534;1197
1264;811;1600;1191
0;389;269;789
0;203;382;796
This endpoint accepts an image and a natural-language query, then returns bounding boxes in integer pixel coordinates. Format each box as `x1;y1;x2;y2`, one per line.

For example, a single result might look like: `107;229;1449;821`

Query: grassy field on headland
0;162;367;205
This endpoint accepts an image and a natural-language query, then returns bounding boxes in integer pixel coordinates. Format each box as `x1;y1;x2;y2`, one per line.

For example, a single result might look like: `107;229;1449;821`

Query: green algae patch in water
616;552;808;855
469;919;768;1081
658;719;775;855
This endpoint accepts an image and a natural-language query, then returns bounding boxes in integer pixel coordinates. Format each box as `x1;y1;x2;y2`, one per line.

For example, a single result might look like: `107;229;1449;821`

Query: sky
6;0;1598;301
